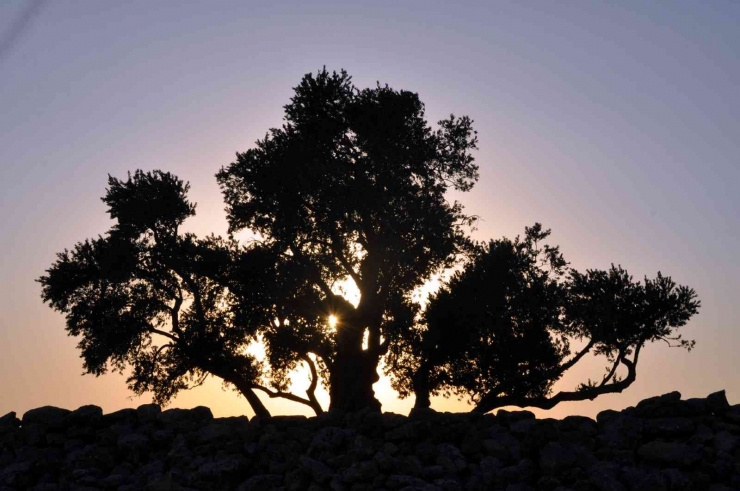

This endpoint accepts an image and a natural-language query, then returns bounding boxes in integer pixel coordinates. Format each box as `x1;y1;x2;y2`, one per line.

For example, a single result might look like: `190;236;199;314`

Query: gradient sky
1;1;738;420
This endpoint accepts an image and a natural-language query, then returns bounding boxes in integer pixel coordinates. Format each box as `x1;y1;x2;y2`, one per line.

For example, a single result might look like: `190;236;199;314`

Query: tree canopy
385;224;699;413
39;68;699;417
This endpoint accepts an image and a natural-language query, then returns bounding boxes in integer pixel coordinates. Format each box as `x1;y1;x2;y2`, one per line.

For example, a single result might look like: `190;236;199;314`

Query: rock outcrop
1;391;738;490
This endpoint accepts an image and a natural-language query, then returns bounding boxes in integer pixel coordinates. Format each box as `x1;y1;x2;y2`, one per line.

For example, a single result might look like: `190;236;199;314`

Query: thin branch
555;338;595;376
148;327;180;344
659;336;690;349
309;348;333;372
328;231;363;287
252;384;315;407
599;353;622;388
289;244;334;297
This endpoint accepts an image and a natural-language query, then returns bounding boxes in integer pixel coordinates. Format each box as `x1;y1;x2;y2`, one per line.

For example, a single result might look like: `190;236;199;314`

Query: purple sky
1;1;738;419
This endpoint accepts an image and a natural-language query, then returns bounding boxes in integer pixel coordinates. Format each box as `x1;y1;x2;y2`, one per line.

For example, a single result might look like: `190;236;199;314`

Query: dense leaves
39;69;700;416
217;68;479;411
386;224;700;412
39;171;272;414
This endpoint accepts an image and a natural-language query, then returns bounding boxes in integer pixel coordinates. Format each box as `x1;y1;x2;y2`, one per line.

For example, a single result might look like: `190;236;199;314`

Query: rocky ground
1;391;739;490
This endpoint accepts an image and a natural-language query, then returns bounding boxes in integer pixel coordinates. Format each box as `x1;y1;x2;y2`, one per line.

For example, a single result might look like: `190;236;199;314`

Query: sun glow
328;315;338;329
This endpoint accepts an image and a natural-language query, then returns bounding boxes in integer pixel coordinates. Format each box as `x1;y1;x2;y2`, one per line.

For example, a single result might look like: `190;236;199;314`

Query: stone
285;467;311;491
433;477;462;490
309;426;354;455
118;432;150;452
634;392;682;418
505;484;535;491
706;390;731;415
196;421;232;444
660;468;691;491
561;416;598;437
496;410;536;426
688;423;713;444
435;444;467;473
539;442;577;476
4;389;740;491
637;441;702;467
195;455;245;480
599;414;643;451
136;403;162;422
300;455;334;483
102;407;137;425
385;474;431;489
0;412;19;429
21;406;71;427
344;460;379;483
499;459;536;485
714;430;739;453
236;474;284;491
587;462;625;491
679;398;709;416
66;405;103;425
0;461;31;487
642;417;695;437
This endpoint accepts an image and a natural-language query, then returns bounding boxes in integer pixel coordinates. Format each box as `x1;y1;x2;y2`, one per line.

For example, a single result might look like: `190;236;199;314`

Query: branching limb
148;327;181;344
252;384;316;408
329;231;363;287
170;295;183;336
300;354;324;415
599;352;622;388
289;244;334;297
555;338;595;376
472;342;643;414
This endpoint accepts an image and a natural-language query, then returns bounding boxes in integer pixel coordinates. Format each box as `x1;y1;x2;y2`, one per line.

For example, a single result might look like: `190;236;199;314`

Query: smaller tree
387;224;700;413
38;170;328;418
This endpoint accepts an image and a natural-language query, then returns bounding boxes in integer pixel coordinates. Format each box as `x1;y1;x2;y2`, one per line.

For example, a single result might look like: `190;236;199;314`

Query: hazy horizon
1;1;738;420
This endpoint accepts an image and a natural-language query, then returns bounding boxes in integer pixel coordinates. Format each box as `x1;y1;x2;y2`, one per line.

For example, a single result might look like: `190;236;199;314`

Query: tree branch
554;338;595;376
599;351;623;388
328;231;363;288
148;327;181;344
472;342;643;413
252;383;317;409
300;354;324;415
289;244;334;297
170;295;184;336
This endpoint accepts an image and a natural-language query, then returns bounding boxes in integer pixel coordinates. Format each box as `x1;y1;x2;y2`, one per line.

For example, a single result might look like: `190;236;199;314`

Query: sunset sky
1;1;738;420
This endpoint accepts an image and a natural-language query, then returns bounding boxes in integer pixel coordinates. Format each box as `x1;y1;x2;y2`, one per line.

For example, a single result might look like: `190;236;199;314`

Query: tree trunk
328;319;382;412
329;351;381;412
412;367;431;409
233;380;272;419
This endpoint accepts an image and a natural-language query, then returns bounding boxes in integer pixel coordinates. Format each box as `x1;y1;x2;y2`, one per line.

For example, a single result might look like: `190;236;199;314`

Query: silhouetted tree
386;224;699;413
217;68;479;412
38;171;327;418
40;68;699;416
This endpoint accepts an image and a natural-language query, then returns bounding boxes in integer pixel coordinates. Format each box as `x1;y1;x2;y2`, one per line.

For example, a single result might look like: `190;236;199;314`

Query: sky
1;0;738;420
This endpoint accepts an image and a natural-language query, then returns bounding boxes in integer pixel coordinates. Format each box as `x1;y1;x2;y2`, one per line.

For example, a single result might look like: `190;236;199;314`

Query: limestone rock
22;406;70;427
637;441;702;467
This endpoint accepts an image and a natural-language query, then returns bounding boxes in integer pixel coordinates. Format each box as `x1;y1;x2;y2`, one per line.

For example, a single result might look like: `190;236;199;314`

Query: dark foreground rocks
1;391;739;490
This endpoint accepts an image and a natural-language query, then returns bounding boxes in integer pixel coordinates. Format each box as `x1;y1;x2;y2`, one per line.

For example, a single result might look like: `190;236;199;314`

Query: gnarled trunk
328;319;382;412
329;351;381;412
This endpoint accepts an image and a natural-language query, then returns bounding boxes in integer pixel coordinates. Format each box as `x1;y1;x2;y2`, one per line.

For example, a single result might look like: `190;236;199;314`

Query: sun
328;315;338;329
